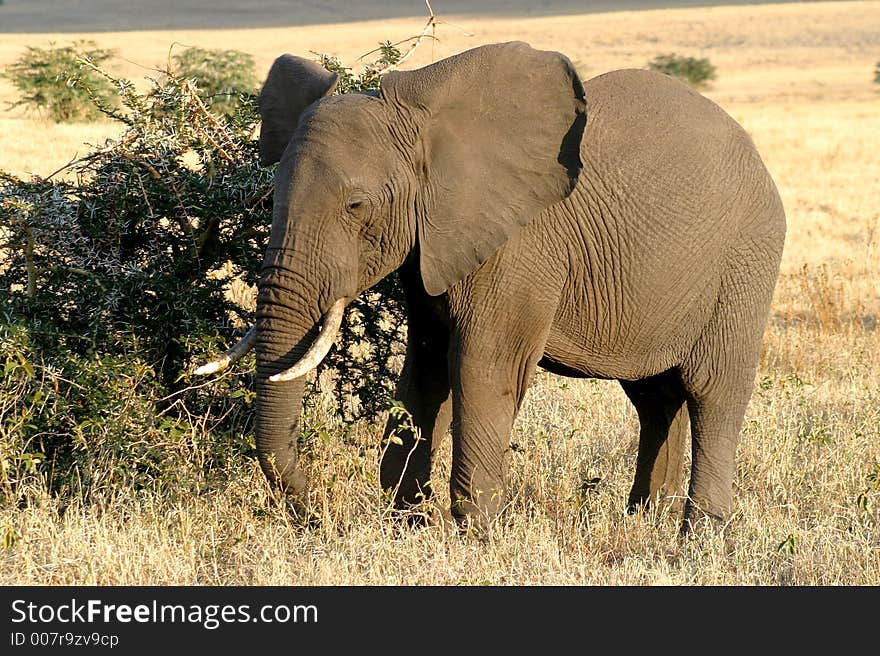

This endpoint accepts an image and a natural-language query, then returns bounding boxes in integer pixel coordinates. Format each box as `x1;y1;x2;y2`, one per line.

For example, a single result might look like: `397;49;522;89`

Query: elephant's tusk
269;297;346;382
193;325;257;376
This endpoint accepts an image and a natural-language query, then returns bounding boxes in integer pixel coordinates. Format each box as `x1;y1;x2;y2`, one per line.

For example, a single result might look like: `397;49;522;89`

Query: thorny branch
355;0;476;84
360;12;439;83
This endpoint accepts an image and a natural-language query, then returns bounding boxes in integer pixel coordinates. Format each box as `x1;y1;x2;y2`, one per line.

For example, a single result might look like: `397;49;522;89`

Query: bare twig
357;1;440;84
120;151;161;180
44;132;137;181
357;33;438;63
185;81;241;162
164;42;190;77
434;16;475;38
368;14;437;78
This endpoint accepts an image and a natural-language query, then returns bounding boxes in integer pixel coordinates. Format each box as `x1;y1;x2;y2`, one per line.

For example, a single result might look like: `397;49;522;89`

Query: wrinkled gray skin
254;42;785;532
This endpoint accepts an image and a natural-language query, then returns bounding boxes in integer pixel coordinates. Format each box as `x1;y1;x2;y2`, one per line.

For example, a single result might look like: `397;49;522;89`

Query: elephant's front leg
447;319;550;529
380;297;452;511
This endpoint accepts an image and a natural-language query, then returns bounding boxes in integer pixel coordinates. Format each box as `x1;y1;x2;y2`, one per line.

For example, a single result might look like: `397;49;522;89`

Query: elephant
196;41;786;533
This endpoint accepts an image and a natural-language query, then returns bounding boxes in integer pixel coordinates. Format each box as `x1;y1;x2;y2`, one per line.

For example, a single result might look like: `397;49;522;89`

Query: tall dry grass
1;1;878;584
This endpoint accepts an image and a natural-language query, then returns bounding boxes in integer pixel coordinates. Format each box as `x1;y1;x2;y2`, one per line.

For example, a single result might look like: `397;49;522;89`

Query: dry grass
1;1;879;584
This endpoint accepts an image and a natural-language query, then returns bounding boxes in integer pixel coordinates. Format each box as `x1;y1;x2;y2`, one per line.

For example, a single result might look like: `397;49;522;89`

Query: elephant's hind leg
620;370;689;513
678;240;780;530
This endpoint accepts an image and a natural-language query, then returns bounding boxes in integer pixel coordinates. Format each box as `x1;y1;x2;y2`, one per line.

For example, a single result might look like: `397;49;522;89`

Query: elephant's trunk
255;368;308;494
254;275;329;495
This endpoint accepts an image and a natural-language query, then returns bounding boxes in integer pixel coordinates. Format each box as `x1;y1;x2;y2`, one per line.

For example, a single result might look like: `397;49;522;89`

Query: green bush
2;41;117;122
647;53;717;88
171;46;259;118
0;45;409;500
314;41;402;94
1;65;269;497
874;62;880;85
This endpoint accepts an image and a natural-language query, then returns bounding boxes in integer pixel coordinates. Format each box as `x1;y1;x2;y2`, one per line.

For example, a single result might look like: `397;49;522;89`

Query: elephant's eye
346;195;368;213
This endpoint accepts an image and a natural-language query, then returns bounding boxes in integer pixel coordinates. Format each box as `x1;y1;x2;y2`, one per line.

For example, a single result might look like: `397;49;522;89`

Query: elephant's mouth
192;297;347;380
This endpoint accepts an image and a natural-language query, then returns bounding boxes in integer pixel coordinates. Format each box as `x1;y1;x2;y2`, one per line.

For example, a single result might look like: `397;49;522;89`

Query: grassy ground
1;1;879;584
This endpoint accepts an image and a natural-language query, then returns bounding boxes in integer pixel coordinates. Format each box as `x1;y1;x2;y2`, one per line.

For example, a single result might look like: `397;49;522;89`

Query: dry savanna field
1;1;879;584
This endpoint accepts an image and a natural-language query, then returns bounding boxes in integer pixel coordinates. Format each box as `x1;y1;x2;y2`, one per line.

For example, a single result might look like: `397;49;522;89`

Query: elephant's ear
380;41;586;296
258;55;339;166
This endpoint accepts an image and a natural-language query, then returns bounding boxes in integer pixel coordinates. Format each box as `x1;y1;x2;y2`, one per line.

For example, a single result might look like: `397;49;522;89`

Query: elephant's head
250;42;586;495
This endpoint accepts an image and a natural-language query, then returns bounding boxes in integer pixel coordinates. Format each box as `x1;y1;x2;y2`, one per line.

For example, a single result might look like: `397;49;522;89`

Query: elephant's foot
380;466;434;517
680;497;730;536
626;489;685;516
386;496;438;529
449;488;508;542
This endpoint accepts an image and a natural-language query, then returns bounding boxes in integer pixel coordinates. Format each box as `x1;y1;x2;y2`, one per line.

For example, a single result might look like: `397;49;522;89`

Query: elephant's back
534;68;784;380
576;67;783;256
580;68;758;185
582;67;742;133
